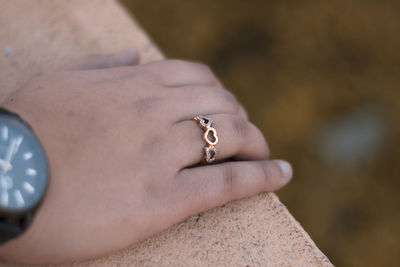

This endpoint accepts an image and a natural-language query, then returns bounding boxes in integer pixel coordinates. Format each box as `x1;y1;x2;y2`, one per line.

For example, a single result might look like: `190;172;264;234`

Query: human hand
0;49;292;264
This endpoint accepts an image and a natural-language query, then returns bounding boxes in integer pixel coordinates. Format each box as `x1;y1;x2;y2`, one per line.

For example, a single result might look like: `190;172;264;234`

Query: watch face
0;115;48;214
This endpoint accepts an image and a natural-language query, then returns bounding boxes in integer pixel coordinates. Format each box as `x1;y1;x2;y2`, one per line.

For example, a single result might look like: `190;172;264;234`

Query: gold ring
192;116;218;164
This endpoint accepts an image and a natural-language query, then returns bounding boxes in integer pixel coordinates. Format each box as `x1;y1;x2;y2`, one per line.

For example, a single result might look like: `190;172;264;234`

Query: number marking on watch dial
22;181;35;194
13;189;25;207
23;152;33;160
26;168;37;176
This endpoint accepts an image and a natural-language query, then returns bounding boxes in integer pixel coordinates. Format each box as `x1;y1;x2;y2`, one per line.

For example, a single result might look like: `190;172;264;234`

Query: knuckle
198;65;218;82
216;89;239;112
251;123;267;142
172;59;216;79
238;105;249;120
252;125;270;157
193;62;213;75
232;117;250;139
222;89;238;105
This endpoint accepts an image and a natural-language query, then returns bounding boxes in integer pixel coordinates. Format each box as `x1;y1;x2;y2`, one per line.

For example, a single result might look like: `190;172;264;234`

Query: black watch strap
0;222;22;244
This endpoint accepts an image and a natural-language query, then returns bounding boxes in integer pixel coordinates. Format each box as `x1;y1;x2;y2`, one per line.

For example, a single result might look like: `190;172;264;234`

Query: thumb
59;48;140;71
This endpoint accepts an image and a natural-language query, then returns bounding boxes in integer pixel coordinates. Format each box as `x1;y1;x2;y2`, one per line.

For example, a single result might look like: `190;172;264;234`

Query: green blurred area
122;1;400;266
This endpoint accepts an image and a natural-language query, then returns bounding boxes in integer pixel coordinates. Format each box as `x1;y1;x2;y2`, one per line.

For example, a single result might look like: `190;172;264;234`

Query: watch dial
0;115;48;213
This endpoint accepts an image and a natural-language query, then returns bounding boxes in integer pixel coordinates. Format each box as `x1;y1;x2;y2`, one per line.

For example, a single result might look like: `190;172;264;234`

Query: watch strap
0;221;22;244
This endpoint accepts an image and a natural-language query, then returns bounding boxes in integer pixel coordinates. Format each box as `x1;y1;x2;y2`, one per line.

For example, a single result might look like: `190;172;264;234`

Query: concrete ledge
0;1;332;266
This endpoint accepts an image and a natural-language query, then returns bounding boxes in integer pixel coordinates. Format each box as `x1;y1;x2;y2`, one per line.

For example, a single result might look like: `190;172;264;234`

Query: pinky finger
173;160;292;217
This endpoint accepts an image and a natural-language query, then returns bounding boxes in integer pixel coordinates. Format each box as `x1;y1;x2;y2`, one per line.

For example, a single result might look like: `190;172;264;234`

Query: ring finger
170;114;270;168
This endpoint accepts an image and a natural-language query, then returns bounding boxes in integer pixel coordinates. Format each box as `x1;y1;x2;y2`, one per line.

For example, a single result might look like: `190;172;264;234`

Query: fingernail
274;160;293;179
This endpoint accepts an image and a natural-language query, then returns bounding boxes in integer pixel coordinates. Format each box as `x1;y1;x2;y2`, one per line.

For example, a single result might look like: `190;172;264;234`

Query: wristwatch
0;108;48;245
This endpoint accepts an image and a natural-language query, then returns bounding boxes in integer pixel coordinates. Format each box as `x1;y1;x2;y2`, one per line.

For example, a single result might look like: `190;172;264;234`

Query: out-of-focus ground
122;1;400;266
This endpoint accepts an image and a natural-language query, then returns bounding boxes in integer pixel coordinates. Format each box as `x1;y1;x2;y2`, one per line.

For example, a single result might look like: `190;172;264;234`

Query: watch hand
3;136;23;172
1;139;16;173
4;139;16;164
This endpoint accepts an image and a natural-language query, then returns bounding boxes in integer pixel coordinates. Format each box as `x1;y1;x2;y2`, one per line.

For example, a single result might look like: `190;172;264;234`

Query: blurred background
122;1;400;266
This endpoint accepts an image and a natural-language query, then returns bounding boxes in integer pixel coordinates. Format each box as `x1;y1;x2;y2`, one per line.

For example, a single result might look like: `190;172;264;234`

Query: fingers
165;85;244;121
140;59;223;87
238;105;249;120
170;114;269;167
173;160;292;216
59;48;140;71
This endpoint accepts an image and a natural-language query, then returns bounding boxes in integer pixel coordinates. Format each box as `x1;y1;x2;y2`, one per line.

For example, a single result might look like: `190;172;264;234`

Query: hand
0;49;292;264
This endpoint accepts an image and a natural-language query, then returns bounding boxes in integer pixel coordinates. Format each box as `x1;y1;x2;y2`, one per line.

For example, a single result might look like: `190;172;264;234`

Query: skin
0;49;292;264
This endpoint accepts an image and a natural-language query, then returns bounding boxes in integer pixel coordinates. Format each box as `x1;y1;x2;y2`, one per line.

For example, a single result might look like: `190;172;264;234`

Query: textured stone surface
0;1;332;266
